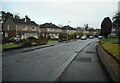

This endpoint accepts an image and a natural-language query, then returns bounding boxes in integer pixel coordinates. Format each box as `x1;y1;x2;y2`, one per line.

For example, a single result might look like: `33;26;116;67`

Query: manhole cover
79;58;91;62
86;51;95;53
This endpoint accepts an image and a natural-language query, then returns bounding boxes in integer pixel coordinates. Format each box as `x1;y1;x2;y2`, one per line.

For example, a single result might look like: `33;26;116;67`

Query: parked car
9;37;20;44
9;37;20;43
81;35;87;40
94;35;98;38
98;36;103;39
89;36;94;39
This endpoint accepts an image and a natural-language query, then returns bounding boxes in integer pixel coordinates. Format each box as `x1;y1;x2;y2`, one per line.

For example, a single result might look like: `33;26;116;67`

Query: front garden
1;34;80;51
1;43;21;51
1;37;48;51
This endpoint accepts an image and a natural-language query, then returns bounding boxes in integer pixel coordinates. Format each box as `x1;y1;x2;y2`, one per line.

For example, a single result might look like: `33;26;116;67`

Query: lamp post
0;20;3;44
67;21;70;41
84;24;88;36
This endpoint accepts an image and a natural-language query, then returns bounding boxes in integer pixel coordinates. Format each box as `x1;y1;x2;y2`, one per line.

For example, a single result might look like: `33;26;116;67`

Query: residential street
3;39;96;81
1;2;119;82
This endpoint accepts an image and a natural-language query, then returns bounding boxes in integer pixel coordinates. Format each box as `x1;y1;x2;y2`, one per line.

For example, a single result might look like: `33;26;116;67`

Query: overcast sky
1;0;120;29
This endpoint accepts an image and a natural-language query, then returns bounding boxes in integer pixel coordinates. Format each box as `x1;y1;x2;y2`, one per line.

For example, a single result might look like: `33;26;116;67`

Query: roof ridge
40;23;60;29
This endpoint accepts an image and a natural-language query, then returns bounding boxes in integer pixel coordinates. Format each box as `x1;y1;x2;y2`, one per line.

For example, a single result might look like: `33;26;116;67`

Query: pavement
56;41;112;81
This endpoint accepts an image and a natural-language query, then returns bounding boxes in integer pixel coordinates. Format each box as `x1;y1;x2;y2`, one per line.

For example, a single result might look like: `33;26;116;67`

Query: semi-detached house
40;23;62;39
62;25;77;35
3;18;40;43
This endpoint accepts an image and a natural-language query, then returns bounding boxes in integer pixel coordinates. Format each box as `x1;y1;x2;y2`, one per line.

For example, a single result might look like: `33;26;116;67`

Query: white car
98;36;103;39
81;36;87;40
89;36;94;39
9;37;20;42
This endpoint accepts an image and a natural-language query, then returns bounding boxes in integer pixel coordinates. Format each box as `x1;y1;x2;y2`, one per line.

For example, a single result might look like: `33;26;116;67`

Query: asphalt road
2;39;96;81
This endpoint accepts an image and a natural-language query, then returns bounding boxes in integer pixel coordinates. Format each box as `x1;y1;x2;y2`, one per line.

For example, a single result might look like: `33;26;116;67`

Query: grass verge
48;39;58;44
100;37;120;61
1;43;21;51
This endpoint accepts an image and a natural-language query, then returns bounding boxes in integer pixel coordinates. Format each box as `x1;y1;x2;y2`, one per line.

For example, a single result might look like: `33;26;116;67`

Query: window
47;28;50;31
42;33;44;36
7;25;10;30
5;33;8;37
32;27;36;30
23;26;27;30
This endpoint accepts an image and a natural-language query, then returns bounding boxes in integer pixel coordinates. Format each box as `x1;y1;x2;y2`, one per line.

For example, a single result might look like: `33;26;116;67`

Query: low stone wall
97;45;120;83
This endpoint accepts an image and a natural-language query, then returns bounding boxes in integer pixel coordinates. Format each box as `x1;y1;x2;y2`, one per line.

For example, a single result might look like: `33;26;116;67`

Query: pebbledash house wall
62;29;77;36
16;24;40;39
2;19;40;43
40;27;62;38
40;28;47;38
46;28;62;36
3;19;16;43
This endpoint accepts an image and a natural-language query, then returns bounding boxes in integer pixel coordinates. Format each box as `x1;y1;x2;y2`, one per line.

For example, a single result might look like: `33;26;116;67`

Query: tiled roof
40;23;60;29
62;25;76;30
76;27;85;31
10;18;38;26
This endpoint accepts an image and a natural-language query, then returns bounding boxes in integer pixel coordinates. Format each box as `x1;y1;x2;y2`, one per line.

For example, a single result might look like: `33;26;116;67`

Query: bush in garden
58;33;67;42
22;37;37;46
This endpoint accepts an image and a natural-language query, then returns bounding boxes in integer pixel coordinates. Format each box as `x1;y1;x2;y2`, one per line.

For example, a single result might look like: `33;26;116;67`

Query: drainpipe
16;24;17;37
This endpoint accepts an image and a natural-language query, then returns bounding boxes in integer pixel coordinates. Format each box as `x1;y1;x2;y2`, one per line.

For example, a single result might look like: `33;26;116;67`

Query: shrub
58;33;68;42
22;37;37;47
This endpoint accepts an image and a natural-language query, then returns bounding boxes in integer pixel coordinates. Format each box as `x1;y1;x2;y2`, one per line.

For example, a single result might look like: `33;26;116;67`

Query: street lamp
67;21;70;41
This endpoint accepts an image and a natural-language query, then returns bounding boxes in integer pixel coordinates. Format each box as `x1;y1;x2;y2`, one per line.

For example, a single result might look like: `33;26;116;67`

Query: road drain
78;58;91;62
75;51;79;53
86;51;95;53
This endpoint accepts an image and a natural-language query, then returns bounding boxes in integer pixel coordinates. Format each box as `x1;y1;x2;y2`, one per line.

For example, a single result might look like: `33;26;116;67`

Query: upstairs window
7;25;10;30
32;27;36;30
47;28;50;31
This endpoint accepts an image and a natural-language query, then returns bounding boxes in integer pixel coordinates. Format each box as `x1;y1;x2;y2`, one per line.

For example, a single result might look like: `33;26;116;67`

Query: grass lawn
1;43;21;51
48;39;58;44
101;37;120;61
